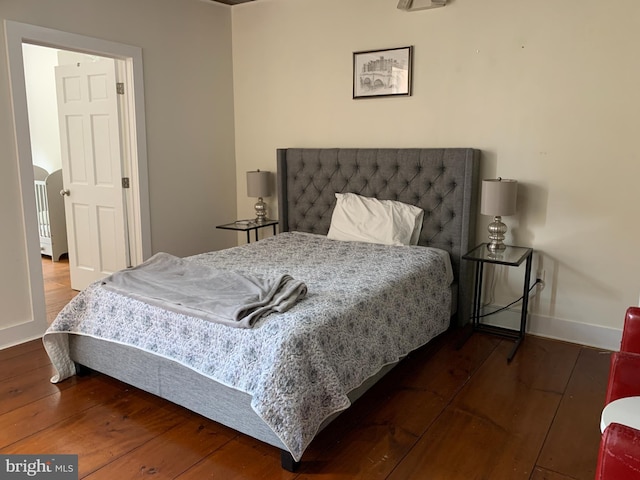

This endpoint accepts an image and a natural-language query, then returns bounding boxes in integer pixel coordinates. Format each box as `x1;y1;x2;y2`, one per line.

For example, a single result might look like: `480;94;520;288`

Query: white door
55;60;129;290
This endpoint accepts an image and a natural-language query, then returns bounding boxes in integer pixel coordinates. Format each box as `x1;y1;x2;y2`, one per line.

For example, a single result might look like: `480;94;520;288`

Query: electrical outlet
536;269;546;291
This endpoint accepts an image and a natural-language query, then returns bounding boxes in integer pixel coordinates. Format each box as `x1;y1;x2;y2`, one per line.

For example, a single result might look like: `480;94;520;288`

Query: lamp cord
475;278;542;319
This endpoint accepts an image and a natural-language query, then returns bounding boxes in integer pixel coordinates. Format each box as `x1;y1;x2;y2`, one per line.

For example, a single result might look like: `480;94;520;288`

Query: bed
33;166;68;262
43;147;480;470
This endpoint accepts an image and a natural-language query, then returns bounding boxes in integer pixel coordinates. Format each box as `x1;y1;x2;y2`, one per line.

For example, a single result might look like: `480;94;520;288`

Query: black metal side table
462;243;534;362
216;219;278;243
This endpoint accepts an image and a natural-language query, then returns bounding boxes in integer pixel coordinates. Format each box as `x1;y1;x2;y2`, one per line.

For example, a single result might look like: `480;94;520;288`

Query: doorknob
60;189;70;197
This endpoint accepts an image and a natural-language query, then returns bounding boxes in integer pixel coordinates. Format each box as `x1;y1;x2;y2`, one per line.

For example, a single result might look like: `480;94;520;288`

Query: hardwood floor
3;260;609;479
41;255;77;323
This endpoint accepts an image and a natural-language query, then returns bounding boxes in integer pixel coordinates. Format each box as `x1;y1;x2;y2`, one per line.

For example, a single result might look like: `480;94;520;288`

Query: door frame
4;20;151;339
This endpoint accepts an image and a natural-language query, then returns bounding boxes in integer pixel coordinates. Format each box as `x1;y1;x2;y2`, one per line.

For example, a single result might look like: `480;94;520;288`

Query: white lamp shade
481;178;517;217
246;170;271;198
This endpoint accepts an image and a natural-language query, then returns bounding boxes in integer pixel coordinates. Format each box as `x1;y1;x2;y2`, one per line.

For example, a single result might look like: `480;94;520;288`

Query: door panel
71;203;92;268
93;115;115;185
66;115;88;183
56;60;128;290
97;206;120;273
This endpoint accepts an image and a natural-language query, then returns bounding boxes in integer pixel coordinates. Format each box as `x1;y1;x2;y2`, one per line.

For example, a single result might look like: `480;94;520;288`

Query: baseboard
480;306;622;351
527;312;621;351
0;328;45;350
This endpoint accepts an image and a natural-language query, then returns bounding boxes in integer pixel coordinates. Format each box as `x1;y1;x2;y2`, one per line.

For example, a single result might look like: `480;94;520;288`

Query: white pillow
327;193;424;246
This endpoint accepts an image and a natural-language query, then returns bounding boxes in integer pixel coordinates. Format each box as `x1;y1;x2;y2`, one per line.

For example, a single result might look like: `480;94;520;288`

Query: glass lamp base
254;197;267;224
487;216;507;252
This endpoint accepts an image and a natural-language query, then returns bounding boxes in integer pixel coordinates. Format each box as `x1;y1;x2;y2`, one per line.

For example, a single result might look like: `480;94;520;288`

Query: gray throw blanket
102;252;307;328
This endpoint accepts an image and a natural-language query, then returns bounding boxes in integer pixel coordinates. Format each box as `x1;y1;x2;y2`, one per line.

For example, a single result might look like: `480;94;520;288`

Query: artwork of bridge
353;48;411;97
358;67;405;92
359;71;394;90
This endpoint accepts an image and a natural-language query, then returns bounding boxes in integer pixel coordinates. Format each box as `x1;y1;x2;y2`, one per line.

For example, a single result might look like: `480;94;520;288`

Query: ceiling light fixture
397;0;446;11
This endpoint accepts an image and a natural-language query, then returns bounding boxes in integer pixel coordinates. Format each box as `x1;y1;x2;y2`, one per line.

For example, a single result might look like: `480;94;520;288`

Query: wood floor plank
176;435;297;480
321;330;500;440
0;363;78;416
451;336;581;428
41;256;70;283
0;339;42;362
2;389;185;478
294;333;500;479
298;422;419;480
40;255;75;323
387;336;581;480
0;345;53;382
530;467;579;480
84;417;238;479
397;405;515;480
394;330;501;404
536;347;610;480
0;375;127;449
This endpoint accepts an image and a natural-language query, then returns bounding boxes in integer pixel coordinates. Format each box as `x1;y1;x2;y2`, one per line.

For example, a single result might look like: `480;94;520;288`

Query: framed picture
353;46;413;99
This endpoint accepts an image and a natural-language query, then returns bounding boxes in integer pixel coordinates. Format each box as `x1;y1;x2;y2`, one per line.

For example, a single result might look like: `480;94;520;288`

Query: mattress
44;232;453;461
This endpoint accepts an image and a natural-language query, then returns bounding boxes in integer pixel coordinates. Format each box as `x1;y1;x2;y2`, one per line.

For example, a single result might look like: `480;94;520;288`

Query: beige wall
231;0;640;346
0;0;237;346
22;44;61;175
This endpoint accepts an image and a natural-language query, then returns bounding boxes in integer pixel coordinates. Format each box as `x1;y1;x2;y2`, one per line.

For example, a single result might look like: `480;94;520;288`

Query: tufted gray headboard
276;148;480;326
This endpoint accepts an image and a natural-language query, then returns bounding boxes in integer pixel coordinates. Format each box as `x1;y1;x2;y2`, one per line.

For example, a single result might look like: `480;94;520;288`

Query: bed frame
68;147;480;471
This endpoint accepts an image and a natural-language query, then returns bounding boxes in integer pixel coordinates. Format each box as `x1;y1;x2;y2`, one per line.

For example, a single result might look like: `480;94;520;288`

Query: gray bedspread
102;252;307;328
43;232;452;461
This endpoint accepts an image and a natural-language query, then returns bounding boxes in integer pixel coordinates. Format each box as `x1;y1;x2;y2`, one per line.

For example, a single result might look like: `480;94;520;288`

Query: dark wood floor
1;258;609;479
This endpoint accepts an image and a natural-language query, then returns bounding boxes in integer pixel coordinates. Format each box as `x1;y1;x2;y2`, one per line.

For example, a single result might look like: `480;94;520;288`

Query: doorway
4;20;151;344
24;44;121;296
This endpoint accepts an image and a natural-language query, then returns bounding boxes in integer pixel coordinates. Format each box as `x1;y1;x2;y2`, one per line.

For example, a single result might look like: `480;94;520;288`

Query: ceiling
211;0;256;4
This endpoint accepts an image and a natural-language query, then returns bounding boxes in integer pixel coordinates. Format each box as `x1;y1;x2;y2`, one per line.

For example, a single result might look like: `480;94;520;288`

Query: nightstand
462;243;534;362
216;219;278;243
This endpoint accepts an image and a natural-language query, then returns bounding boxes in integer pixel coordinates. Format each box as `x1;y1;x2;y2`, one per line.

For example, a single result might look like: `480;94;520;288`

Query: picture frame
353;46;413;99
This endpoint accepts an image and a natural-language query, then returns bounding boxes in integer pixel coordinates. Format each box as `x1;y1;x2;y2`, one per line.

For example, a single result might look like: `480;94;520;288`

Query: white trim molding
481;306;622;352
527;312;621;352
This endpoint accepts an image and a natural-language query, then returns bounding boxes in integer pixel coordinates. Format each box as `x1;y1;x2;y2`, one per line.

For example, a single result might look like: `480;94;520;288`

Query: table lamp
246;170;271;224
481;177;517;252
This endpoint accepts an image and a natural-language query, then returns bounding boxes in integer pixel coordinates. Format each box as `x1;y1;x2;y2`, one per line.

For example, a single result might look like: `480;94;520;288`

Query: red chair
595;307;640;479
595;423;640;479
620;307;640;354
605;307;640;403
606;351;640;404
